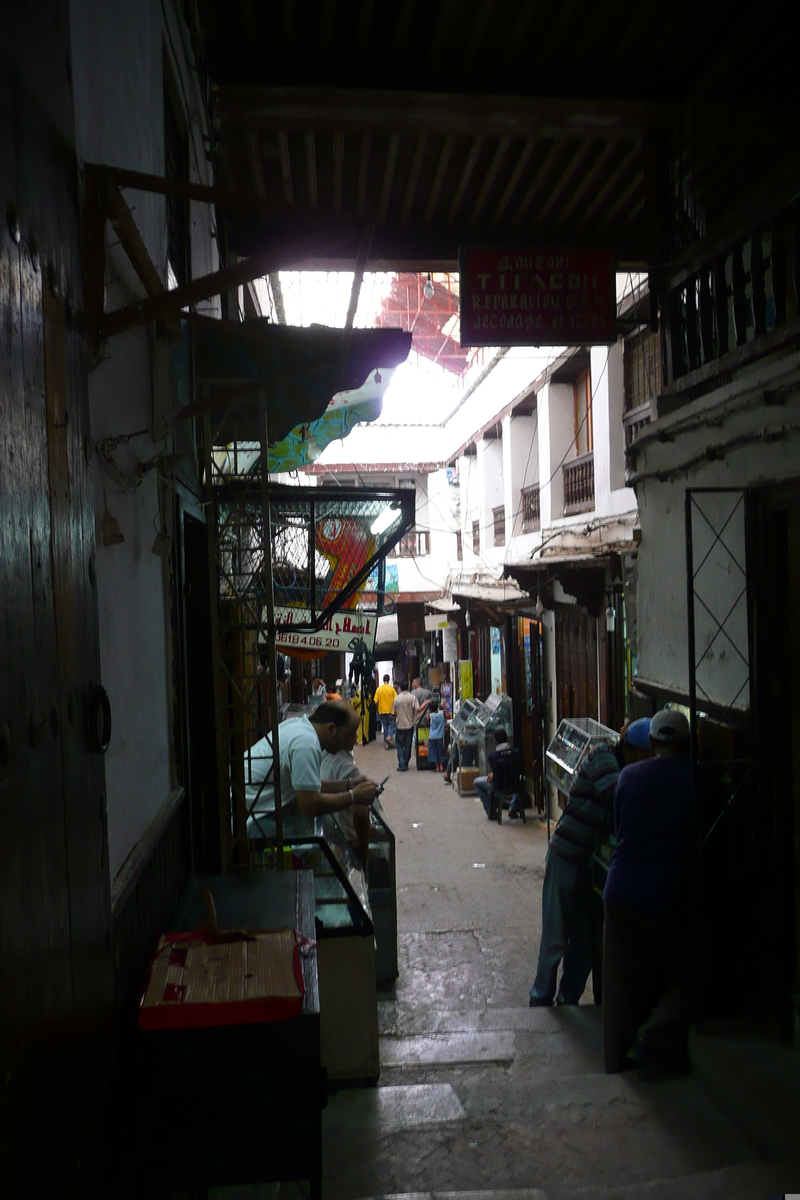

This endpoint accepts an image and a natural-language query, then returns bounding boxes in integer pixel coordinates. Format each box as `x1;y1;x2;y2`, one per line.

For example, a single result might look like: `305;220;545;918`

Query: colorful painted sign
459;246;615;346
459;659;474;700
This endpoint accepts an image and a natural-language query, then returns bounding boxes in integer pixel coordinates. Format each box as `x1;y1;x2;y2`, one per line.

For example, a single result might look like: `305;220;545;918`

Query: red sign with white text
459;247;615;346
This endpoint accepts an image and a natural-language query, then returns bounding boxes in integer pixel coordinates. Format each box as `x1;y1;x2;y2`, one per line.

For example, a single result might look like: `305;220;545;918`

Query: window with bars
521;484;540;531
456;530;462;561
623;329;661;446
492;506;505;546
624;329;662;412
472;519;480;555
389;529;430;558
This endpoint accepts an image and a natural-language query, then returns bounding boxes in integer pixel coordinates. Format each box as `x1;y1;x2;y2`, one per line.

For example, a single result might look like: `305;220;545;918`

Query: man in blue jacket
602;708;693;1072
529;719;653;1007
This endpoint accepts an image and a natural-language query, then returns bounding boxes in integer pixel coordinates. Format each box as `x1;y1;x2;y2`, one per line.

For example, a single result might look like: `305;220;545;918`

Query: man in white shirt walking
392;681;419;772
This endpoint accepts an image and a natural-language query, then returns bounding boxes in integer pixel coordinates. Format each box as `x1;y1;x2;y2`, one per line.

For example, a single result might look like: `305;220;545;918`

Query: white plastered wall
70;0;219;877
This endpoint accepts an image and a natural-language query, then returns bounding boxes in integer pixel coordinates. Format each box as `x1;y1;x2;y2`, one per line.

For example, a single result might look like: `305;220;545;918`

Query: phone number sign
459;246;615;346
273;608;377;655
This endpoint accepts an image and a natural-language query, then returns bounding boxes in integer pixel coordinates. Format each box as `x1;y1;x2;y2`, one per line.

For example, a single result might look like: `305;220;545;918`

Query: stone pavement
317;740;794;1200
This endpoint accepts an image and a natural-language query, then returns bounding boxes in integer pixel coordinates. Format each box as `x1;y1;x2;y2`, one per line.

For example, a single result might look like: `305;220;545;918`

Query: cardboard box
457;766;480;794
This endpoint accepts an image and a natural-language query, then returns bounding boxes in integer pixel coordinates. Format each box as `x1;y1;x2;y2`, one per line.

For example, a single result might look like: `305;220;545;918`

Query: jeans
529;849;594;1005
380;713;396;743
474;775;493;817
395;727;413;769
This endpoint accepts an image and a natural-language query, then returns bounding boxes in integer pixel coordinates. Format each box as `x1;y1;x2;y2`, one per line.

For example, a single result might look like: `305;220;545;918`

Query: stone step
378;1003;602;1038
381;1031;516;1068
349;1160;800;1199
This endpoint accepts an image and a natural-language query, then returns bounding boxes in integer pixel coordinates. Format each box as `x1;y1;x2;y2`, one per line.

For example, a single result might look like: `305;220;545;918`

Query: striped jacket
549;740;623;864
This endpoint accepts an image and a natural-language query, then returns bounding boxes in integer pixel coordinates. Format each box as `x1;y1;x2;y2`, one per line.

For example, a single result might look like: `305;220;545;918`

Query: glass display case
545;717;619;798
367;799;398;989
278;814;379;1084
450;697;485;795
474;692;514;775
284;814;373;935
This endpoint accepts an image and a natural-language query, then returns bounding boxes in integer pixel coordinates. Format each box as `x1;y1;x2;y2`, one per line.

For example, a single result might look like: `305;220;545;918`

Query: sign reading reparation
459;247;615;346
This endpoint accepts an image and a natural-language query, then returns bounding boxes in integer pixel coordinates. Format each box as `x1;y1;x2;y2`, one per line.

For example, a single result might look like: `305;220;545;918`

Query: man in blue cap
529;718;653;1007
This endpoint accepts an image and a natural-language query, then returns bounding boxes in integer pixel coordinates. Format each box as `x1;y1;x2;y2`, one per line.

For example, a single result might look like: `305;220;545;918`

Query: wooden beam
401;134;426;226
379;134;400;224
357;133;371;217
106;181;164;298
470;136;509;226
305;132;318;206
87;163;295;216
598;169;644;229
446;136;483;227
332;132;344;212
535;140;593;225
247;130;266;198
492;137;534;227
554;140;616;227
424;135;455;227
579;144;640;226
277;131;294;203
99;234;350;341
218;86;662;142
512;139;561;227
343;219;374;333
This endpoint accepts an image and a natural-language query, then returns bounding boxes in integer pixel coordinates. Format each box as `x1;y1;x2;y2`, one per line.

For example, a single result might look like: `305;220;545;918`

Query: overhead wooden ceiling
195;1;798;270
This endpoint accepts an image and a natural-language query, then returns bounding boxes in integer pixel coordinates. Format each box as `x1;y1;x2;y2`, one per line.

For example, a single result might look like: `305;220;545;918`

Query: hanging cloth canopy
172;314;411;445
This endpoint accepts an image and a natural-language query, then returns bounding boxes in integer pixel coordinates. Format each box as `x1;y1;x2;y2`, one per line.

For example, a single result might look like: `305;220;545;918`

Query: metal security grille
203;397;414;869
685;487;755;1023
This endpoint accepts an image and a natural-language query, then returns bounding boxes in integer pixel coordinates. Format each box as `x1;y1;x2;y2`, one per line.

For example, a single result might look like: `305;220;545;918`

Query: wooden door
1;9;113;1184
555;604;598;724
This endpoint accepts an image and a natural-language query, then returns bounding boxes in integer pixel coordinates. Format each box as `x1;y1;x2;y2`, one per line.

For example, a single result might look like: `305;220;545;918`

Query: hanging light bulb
534;594;544;619
423;272;434;300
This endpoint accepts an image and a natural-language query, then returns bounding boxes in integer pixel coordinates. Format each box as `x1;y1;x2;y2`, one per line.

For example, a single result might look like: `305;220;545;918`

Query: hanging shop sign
273;607;377;655
459;246;615;346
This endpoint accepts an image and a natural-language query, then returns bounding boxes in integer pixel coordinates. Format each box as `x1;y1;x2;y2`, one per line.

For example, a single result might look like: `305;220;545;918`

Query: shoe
529;996;553;1007
508;809;521;820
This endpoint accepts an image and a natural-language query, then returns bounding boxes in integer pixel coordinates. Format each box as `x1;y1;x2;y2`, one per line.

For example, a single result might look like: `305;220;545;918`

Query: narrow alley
317;744;789;1200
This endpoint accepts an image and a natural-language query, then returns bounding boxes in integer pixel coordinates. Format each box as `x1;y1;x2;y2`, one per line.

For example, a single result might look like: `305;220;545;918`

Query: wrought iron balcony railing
563;453;595;515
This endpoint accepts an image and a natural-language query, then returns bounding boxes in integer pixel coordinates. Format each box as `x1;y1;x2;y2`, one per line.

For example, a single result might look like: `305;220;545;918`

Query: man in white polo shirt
245;700;378;839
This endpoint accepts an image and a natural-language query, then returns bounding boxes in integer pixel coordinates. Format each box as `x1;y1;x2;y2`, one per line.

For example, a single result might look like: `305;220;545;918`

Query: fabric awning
172;315;411;444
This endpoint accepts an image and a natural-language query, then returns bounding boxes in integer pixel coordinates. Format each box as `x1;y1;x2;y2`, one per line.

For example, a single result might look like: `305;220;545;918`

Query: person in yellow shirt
373;674;397;749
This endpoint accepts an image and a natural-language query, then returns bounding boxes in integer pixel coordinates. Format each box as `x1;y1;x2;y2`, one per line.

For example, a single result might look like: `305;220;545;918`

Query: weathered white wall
591;344;635;514
635;359;800;702
71;0;219;877
540;382;574;521
503;411;538;548
478;437;505;569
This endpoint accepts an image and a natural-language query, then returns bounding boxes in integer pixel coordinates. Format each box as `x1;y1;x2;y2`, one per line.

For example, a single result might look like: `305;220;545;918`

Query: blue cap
625;717;651;748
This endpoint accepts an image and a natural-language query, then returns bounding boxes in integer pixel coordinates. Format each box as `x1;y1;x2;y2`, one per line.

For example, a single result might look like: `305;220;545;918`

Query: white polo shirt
245;715;322;835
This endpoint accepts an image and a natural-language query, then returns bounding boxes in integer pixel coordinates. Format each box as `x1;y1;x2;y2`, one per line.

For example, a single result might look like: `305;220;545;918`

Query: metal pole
685;489;701;1024
259;392;284;868
203;406;231;872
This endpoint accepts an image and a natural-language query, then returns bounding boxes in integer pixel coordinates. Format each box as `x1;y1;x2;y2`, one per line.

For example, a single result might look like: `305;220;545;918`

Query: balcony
521;484;540;532
623;402;652;448
563;453;595;515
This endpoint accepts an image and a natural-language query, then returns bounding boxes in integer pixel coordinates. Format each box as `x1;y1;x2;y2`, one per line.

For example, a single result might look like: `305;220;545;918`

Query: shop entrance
750;481;800;1040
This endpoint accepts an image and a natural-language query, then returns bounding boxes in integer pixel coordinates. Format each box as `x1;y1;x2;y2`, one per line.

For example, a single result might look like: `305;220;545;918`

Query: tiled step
349;1160;800;1198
